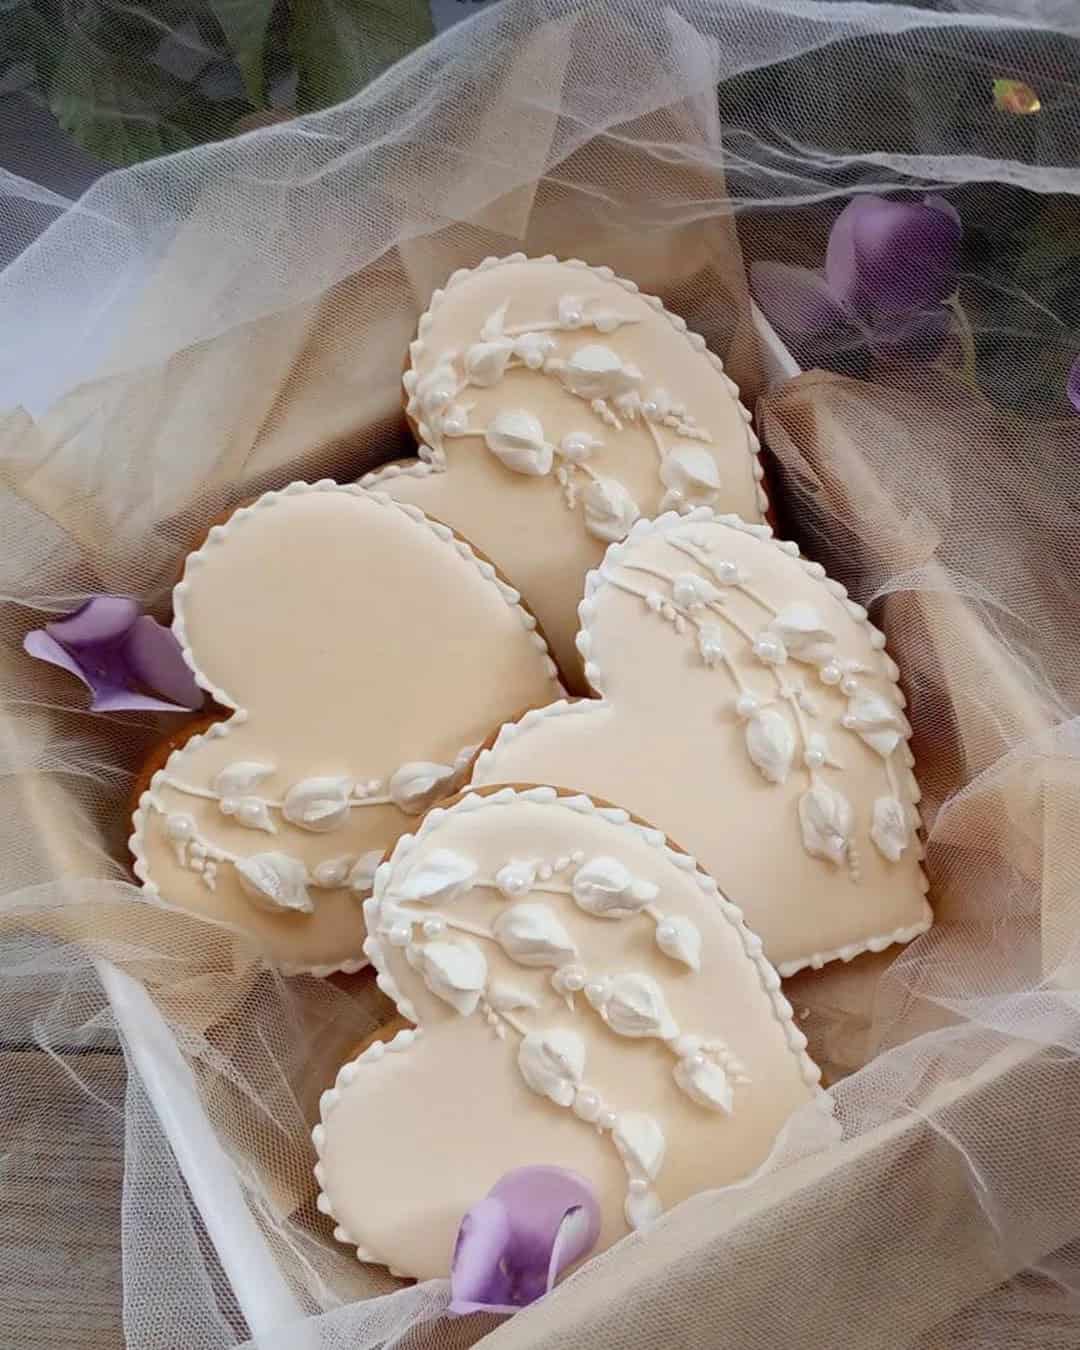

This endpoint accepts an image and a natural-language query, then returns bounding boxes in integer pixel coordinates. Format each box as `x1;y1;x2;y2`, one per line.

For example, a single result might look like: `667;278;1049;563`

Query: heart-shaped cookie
130;482;562;974
362;254;767;687
313;786;826;1279
471;511;932;976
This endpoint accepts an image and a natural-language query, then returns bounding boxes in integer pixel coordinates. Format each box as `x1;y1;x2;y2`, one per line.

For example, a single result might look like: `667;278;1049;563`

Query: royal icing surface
362;254;766;687
129;482;562;973
313;787;825;1279
471;511;932;977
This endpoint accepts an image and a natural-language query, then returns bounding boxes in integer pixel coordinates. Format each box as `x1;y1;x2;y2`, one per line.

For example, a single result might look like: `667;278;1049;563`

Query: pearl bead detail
841;676;859;696
804;748;825;769
165;813;195;841
599;1110;618;1131
655;920;675;942
735;692;759;719
388;923;411;947
422;918;445;939
560;967;585;992
820;662;842;686
219;797;238;816
573;1089;601;1122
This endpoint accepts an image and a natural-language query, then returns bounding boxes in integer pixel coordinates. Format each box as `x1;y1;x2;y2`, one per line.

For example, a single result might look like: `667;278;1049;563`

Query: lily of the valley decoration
408;290;726;545
375;844;749;1230
140;746;477;913
602;526;914;876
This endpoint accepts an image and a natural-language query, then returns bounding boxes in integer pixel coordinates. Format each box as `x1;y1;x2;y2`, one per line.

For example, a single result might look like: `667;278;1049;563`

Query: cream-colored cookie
130;481;562;974
313;786;826;1279
471;511;932;976
363;254;766;688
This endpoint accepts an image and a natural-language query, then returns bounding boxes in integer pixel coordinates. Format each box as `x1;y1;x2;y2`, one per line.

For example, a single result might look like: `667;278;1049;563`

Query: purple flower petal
25;595;203;713
123;615;202;709
448;1166;601;1317
1068;356;1080;413
448;1197;515;1314
869;305;952;362
750;261;851;338
826;195;961;321
44;595;140;648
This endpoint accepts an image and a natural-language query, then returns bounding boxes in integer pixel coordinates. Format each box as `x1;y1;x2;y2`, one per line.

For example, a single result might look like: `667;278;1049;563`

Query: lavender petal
123;615;203;709
448;1197;514;1314
44;595;140;648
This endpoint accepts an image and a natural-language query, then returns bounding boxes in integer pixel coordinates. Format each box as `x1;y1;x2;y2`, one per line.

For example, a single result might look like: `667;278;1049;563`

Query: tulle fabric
1;1;1078;1345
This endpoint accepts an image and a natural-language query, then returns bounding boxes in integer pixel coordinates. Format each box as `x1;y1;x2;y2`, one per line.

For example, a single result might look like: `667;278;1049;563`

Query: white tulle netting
1;1;1079;1346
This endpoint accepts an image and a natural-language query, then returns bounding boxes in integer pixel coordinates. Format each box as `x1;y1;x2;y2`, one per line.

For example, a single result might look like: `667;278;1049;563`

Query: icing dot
560;966;586;992
564;308;582;326
191;842;207;861
422;917;446;939
165;813;195;841
573;1089;601;1122
820;663;842;686
753;634;786;665
442;416;465;437
642;400;658;418
841;676;859;696
687;1053;707;1071
585;980;611;1005
236;799;267;828
538;863;554;882
804;748;825;769
735;692;759;719
220;797;238;816
599;1110;618;1132
672;1035;698;1059
714;560;739;584
842;715;856;729
388;923;412;947
655;920;675;942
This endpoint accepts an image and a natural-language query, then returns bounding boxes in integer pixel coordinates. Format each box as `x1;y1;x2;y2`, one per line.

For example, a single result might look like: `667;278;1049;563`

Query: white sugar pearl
165;813;195;841
236;799;267;828
422;918;445;939
599;1110;618;1131
573;1089;601;1122
753;635;786;664
537;863;553;882
714;559;739;583
388;923;412;947
687;1053;706;1071
442;416;465;437
735;692;759;719
820;662;842;685
219;797;238;817
190;842;206;861
642;400;658;418
564;308;582;326
585;980;610;1005
841;676;859;696
804;748;825;769
559;966;585;992
656;920;675;942
428;388;451;411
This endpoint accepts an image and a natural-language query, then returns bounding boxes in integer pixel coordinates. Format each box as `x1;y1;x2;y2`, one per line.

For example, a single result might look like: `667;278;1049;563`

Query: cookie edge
473;508;934;978
312;782;831;1271
361;252;768;515
128;479;564;978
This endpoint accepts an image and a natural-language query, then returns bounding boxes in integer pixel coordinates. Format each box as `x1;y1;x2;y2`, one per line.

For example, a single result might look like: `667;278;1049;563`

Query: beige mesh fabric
1;1;1079;1346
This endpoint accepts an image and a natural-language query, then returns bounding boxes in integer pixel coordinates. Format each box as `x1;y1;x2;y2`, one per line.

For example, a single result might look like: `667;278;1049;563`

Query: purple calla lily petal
124;615;202;709
826;195;961;321
1068;356;1080;413
24;595;204;713
750;261;852;338
45;595;140;647
448;1167;601;1317
869;304;952;363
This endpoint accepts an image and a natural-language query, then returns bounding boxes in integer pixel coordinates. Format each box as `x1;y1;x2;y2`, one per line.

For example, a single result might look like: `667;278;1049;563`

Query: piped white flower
654;915;703;971
766;603;835;666
518;1028;586;1106
415;363;458;419
671;572;721;610
416;939;488;1016
556;345;641;400
587;973;678;1040
658;445;721;512
393;849;477;904
582;477;639;543
493;903;578;968
235;852;313;914
463;339;513;387
745;708;796;785
282;777;353;832
871;796;909;862
557;431;603;464
388;762;456;814
348;850;385;894
674;1053;734;1114
571;857;658;918
513;332;558;369
843;692;905;758
213;762;275;796
484;410;553;476
494;860;538;899
696;624;726;667
798;784;853;867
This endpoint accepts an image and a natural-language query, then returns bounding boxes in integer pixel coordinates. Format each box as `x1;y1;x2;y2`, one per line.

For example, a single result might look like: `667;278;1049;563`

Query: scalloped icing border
312;783;834;1271
472;508;934;979
360;251;768;515
128;479;564;978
